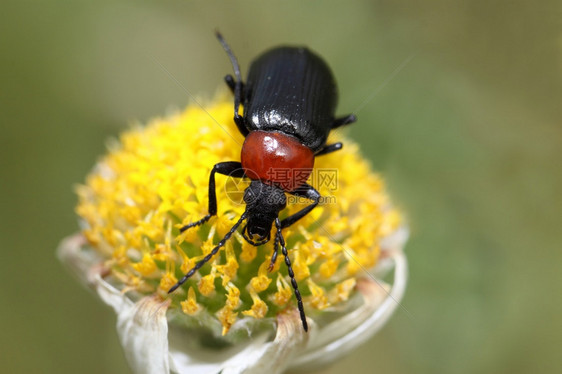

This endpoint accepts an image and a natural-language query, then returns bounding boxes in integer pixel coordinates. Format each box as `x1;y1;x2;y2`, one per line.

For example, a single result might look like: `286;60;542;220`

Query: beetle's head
242;181;286;245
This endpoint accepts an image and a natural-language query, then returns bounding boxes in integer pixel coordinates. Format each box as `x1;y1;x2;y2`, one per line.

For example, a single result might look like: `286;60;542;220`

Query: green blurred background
1;1;560;373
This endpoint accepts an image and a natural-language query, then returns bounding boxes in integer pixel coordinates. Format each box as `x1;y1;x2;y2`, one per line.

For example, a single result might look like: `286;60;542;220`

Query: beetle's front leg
179;161;244;233
267;232;280;272
274;217;308;331
267;184;320;271
281;183;321;228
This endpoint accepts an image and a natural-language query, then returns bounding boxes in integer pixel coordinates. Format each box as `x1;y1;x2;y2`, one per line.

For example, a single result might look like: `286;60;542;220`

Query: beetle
168;32;356;332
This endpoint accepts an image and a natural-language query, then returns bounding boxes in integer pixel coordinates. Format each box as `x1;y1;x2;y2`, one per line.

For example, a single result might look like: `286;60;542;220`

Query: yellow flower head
76;94;401;335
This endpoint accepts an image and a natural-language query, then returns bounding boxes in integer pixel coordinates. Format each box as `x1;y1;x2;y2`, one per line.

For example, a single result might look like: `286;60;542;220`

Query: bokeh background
1;1;560;373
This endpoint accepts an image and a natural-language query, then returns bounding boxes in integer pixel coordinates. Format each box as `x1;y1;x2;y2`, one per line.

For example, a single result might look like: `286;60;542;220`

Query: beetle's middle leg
316;142;343;156
315;114;357;156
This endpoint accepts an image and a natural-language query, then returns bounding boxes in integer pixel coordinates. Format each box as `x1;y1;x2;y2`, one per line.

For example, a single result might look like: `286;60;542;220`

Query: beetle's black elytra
168;32;357;332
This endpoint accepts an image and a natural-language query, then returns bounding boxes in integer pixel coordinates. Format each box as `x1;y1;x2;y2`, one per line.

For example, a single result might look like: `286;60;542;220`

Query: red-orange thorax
241;130;315;191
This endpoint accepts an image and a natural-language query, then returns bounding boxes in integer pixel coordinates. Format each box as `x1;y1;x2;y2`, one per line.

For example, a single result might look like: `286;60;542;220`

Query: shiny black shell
242;47;338;152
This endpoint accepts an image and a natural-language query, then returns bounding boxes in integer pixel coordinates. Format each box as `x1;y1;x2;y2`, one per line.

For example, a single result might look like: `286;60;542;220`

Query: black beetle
168;32;356;332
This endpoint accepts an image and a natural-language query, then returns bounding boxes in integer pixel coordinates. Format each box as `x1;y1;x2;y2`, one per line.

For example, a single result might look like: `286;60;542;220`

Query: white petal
97;284;173;374
168;310;307;374
59;235;173;373
57;233;100;286
58;234;309;374
289;228;409;371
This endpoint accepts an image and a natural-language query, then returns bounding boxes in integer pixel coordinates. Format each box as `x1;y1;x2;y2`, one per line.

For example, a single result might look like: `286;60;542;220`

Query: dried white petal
58;234;308;374
168;310;307;374
288;227;409;372
58;226;407;374
96;280;173;374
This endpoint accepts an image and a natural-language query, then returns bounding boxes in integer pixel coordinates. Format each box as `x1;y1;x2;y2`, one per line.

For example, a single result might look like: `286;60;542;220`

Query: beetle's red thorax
241;130;314;191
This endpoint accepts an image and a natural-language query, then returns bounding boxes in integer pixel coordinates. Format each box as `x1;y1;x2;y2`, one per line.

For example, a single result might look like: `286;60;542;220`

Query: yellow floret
181;287;201;315
217;283;241;335
159;270;178;292
249;262;273;293
307;280;329;310
242;290;268;319
198;270;217;296
132;253;157;276
272;274;293;307
76;95;400;334
328;278;357;304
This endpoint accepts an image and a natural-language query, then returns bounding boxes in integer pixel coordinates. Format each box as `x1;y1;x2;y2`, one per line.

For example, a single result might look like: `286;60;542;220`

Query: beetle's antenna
215;30;242;82
275;218;308;331
168;212;248;293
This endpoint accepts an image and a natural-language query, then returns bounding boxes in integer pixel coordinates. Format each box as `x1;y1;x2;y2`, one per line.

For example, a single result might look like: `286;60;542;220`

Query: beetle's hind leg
224;75;245;97
216;31;250;137
223;74;249;137
332;114;357;129
179;161;244;233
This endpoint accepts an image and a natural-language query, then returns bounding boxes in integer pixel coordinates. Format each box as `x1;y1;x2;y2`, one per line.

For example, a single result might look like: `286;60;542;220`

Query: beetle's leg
232;86;249;137
179;161;244;233
275;218;308;331
268;183;319;269
216;32;250;137
316;142;343;156
267;229;280;271
332;114;357;129
224;74;236;92
224;74;245;96
280;183;321;229
224;75;249;137
169;211;248;293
